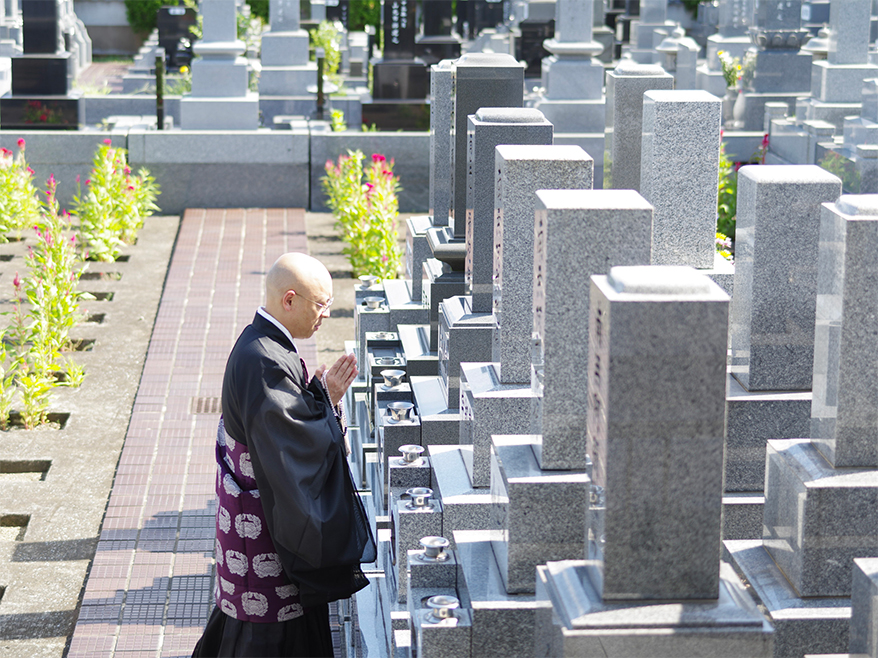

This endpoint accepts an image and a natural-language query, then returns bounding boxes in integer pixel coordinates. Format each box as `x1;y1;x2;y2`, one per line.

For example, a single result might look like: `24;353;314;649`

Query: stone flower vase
722;86;739;125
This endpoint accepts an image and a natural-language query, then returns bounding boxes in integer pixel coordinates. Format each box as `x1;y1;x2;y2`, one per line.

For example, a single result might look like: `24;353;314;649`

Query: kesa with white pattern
213;418;304;623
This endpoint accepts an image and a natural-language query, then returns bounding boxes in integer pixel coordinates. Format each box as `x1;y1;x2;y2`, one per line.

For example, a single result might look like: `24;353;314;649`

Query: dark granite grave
516;19;554;78
2;0;81;130
370;0;429;110
415;0;461;65
22;0;58;54
157;6;197;71
326;0;349;26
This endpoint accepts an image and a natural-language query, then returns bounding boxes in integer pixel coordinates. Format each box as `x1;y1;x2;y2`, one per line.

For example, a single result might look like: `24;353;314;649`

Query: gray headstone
718;0;755;36
531;190;653;471
605;61;674;191
555;0;594;44
729;165;841;392
451;53;524;239
640;0;668;24
587;265;730;600
465;108;553;314
429;60;454;227
828;0;871;65
850;557;878;656
812;195;878;468
270;0;300;31
494;145;594;385
641;90;722;269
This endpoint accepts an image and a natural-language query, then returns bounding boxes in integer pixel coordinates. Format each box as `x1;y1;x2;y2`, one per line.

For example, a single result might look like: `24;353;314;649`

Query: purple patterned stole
213;417;305;623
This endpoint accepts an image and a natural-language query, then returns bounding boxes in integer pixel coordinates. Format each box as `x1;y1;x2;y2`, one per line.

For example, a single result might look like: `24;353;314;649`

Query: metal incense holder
426;594;459;622
387;401;414;421
396;444;424;465
406;487;433;509
380;369;406;388
416;536;450;562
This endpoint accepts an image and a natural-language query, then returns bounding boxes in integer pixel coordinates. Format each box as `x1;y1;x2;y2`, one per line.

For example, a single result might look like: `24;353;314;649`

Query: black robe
221;313;375;607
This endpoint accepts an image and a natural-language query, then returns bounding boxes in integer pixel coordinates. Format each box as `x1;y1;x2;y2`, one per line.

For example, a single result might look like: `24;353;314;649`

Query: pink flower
124;166;131;175
372;154;386;163
17;138;24;149
103;138;112;145
76;174;80;183
12;272;20;288
85;179;90;186
26;167;33;176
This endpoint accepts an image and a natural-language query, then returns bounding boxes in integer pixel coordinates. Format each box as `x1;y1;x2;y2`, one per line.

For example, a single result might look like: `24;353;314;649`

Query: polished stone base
725;370;812;492
179;92;259;130
372;59;429;100
384;278;430;327
490;435;588;594
535;559;773;657
398;324;438;377
428;445;492;538
722;493;764;540
459;362;532;488
361;99;430;131
762;439;878;598
0;93;82;130
724;540;850;658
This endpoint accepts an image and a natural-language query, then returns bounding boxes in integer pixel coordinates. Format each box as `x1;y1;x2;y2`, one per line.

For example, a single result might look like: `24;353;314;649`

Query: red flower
17;138;25;149
372;154;386;163
26;167;33;175
103;138;112;145
85;179;90;186
12;272;20;288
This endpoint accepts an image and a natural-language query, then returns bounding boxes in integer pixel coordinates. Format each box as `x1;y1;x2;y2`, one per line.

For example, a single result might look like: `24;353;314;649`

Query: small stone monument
180;0;259;130
258;0;318;122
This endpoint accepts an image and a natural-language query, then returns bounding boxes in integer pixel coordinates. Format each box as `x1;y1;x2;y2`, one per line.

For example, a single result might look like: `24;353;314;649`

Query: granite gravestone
798;0;878;131
605;60;673;191
739;0;812;130
415;0;461;66
726;194;878;658
372;0;428;100
531;190;653;471
258;0;318;118
850;557;878;656
464;108;553;314
534;266;772;657
180;0;258;129
451;53;524;239
460;145;594;489
1;0;82;130
697;0;756;97
724;165;841;497
640;89;722;269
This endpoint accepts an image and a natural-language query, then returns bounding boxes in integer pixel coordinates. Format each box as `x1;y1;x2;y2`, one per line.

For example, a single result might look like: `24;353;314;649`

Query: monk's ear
284;290;296;309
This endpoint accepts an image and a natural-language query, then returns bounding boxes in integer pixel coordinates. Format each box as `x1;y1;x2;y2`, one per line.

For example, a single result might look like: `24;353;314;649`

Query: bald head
264;253;333;339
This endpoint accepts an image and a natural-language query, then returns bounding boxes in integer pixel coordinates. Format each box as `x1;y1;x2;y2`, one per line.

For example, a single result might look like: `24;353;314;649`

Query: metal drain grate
190;397;221;415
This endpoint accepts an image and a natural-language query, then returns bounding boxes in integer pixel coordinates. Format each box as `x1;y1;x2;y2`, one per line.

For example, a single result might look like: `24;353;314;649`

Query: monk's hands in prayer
315;353;358;406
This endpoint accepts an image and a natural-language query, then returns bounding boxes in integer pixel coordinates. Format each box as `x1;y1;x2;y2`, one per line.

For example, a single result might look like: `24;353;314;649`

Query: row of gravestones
342;50;878;658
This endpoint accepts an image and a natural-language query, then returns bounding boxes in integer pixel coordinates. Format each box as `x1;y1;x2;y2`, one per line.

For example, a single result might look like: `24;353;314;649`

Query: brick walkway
68;208;316;658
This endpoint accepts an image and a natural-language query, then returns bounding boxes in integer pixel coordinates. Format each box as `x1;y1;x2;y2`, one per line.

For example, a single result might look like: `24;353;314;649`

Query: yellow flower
180;66;189;74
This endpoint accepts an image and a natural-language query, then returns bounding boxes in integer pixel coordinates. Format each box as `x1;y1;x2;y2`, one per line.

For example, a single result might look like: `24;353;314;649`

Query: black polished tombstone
326;0;349;27
516;17;553;78
157;6;197;71
2;0;81;130
371;0;429;99
415;0;462;66
461;0;504;39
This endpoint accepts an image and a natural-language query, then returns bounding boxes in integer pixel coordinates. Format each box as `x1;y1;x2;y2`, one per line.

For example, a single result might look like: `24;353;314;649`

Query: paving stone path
68;208;319;658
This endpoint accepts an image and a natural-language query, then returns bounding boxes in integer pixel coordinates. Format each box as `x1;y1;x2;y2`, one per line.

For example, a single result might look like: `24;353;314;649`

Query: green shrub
322;150;402;279
73;140;160;262
0;139;40;240
124;0;163;33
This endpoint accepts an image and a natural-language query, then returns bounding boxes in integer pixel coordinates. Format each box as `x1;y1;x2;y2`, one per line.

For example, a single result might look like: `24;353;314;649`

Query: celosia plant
322;150;402;279
73;139;160;261
0;139;41;240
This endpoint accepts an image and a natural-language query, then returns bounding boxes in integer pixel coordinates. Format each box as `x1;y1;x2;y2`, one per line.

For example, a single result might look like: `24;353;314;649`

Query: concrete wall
0;127;430;215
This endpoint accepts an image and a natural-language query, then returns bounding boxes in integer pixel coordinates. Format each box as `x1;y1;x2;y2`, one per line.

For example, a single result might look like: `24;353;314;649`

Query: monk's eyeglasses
292;290;334;312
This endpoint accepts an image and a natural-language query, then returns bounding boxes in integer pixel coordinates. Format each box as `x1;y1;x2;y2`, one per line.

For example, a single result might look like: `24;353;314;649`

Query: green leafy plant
322;150;403;279
717;50;741;89
348;0;380;32
311;20;344;87
820;151;861;193
124;0;163;33
74;139;160;262
0;139;41;240
717;140;737;240
165;66;192;95
330;108;347;132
